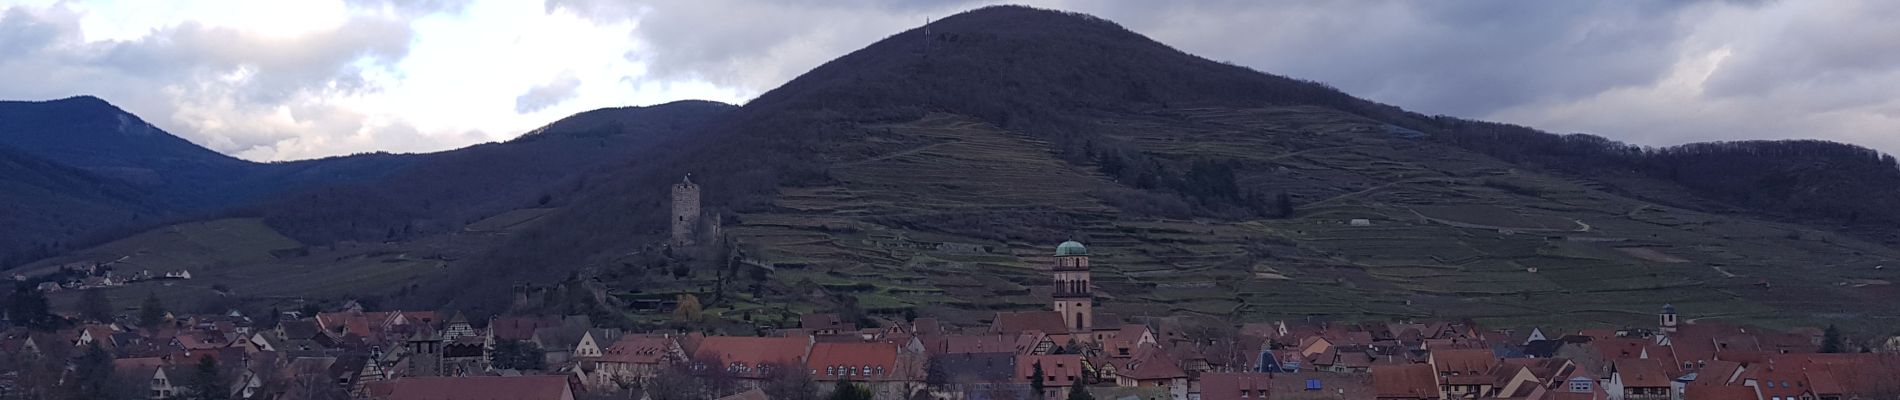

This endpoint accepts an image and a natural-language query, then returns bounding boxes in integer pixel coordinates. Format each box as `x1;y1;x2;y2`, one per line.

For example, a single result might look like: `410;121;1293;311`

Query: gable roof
1372;364;1438;399
990;311;1070;335
807;342;902;381
1613;358;1671;388
694;336;810;374
597;336;677;365
1118;350;1186;381
1198;372;1273;400
1017;354;1085;385
488;316;562;342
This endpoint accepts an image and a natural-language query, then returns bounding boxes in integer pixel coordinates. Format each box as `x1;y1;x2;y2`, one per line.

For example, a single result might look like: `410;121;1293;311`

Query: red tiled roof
598;336;676;365
1689;360;1742;386
991;311;1071;335
695;336;810;377
1017;354;1085;386
382;376;572;400
488;316;561;342
806;342;900;382
1613;359;1670;388
1372;364;1438;399
1432;348;1497;376
1198;372;1273;400
1119;350;1186;381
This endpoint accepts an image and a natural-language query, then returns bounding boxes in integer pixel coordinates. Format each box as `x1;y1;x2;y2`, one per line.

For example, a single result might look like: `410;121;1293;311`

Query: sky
1;0;1897;161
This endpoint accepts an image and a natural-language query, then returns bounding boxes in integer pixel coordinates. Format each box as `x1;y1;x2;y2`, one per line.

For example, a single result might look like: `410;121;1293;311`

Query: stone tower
670;175;701;247
1052;240;1092;334
406;327;443;377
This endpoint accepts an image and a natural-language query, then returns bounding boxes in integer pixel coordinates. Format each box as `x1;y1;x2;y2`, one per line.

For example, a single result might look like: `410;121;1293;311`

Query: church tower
1659;304;1679;334
670;175;701;247
1052;241;1092;334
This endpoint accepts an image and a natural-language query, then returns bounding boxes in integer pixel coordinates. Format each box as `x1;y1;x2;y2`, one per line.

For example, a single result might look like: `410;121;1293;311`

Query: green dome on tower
1055;241;1087;256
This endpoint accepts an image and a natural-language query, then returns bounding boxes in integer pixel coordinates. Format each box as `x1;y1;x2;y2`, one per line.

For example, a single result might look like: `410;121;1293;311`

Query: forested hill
246;100;736;245
0;96;734;268
1434;119;1900;243
429;5;1900;331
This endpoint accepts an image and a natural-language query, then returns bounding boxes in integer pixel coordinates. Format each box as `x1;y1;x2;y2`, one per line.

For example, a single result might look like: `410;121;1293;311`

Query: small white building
164;270;192;280
1349;219;1372;227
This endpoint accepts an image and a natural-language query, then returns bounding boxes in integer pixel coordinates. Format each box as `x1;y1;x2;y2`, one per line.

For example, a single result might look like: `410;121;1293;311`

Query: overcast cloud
1;0;1896;160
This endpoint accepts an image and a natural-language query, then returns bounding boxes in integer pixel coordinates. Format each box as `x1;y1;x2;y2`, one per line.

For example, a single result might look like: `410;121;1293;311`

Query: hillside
0;97;415;263
0;96;733;266
0;146;162;266
437;6;1900;333
246;100;735;244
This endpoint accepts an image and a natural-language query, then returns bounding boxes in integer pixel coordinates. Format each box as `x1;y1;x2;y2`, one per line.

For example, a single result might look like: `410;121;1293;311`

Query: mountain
0;96;733;268
0;96;251;189
0;146;160;266
246;100;736;244
434;6;1900;332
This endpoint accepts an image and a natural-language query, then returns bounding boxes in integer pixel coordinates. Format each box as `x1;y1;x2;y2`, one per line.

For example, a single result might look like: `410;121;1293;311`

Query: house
1432;348;1500;397
587;336;684;389
693;336;812;380
807;342;918;398
1114;349;1188;400
1196;372;1273;400
115;357;184;399
442;312;477;340
1488;364;1542;399
487;316;562;345
441;337;488;376
573;329;622;359
1017;354;1085;399
1372;364;1439;400
1608;359;1671;400
375;376;574;400
1549;374;1611;400
929;351;1018;397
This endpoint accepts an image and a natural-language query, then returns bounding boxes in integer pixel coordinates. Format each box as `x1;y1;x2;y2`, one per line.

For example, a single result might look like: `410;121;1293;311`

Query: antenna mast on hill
923;16;932;55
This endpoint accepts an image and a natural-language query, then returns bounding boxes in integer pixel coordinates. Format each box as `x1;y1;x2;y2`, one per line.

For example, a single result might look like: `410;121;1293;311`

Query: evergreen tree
79;289;113;323
189;356;228;400
6;285;59;331
827;379;871;400
1822;324;1844;353
1030;362;1047;399
1065;383;1096;400
66;342;116;399
139;292;168;327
